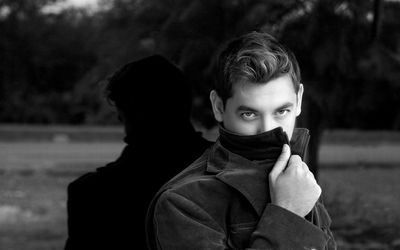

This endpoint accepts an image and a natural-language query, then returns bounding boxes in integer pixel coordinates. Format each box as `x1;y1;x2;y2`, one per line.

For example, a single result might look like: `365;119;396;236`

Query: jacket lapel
207;128;310;217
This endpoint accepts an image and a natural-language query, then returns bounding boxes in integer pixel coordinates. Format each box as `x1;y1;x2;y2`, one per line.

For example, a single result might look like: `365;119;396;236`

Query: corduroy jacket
146;128;336;250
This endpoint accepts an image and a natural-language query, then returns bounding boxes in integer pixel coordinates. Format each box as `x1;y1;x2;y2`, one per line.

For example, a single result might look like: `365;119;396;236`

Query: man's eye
240;112;257;120
277;109;290;116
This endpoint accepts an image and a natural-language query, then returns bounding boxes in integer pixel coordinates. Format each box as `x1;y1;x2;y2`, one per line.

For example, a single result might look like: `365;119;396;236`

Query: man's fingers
302;162;310;172
269;144;291;180
288;155;302;169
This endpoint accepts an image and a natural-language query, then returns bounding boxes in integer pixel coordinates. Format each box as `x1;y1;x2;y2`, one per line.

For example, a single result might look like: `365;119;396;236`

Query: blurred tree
0;0;97;123
279;0;400;176
372;0;382;41
67;0;166;124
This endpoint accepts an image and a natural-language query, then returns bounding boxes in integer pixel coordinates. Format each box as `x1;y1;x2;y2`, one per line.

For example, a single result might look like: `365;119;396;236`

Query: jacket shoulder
162;149;209;187
68;171;97;192
67;162;116;193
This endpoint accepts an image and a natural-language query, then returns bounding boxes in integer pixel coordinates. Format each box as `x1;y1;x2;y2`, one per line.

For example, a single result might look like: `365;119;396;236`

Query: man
146;32;336;249
65;55;211;250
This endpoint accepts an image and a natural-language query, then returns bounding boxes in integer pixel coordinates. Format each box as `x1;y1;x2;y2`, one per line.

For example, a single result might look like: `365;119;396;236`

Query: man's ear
295;84;304;116
210;90;224;122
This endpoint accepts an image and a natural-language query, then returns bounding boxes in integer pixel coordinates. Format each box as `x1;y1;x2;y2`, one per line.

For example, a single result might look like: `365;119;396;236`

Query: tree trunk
300;91;325;180
307;124;323;180
372;0;383;42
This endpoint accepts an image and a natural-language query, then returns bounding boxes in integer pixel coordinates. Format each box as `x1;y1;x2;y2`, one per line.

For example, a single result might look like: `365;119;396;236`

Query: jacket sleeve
152;191;335;250
310;200;337;250
64;173;98;250
249;204;335;249
65;180;82;249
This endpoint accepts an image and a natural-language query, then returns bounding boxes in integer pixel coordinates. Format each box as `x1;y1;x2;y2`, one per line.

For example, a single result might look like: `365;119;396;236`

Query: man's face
210;74;303;140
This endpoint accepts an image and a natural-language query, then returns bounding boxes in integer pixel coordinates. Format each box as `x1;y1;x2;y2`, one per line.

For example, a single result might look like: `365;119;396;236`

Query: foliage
280;0;400;130
0;0;399;130
0;1;97;123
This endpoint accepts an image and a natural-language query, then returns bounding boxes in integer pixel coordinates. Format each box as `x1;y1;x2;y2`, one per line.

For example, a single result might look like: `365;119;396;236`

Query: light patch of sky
67;0;99;7
42;0;102;14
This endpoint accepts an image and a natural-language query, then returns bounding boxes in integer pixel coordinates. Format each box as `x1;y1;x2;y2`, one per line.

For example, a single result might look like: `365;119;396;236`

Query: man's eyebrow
275;102;294;111
236;102;295;112
237;105;259;112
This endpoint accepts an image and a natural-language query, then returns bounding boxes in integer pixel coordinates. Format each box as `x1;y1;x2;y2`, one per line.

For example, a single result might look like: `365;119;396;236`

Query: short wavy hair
215;31;301;104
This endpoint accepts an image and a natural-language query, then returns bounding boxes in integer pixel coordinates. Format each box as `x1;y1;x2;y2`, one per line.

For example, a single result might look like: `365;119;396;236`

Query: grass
0;163;399;250
320;167;400;249
0;170;73;250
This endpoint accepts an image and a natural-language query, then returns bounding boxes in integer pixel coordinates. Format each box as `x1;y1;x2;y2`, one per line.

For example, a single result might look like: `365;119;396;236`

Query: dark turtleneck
219;125;310;162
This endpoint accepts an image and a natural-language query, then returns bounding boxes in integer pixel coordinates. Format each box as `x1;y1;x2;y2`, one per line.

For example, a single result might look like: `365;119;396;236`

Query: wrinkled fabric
146;128;336;250
219;125;288;161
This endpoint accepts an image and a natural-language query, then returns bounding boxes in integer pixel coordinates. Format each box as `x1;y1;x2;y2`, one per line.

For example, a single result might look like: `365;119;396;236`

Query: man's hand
269;144;321;217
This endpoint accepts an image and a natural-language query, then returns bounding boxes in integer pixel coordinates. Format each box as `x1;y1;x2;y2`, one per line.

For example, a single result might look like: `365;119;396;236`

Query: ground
0;126;399;249
321;168;400;249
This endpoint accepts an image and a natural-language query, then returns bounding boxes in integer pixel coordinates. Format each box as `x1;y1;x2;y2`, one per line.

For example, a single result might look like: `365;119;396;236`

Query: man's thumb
269;144;291;180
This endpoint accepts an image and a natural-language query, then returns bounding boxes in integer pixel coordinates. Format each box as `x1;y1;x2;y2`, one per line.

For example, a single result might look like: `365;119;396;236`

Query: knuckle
316;184;322;195
296;166;304;174
289;166;300;176
290;155;302;162
288;156;302;168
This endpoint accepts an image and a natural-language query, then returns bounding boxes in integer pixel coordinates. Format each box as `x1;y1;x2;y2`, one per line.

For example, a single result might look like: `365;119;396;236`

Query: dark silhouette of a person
64;55;211;250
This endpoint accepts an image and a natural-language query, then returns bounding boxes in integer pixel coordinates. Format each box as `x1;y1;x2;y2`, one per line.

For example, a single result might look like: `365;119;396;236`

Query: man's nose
258;117;279;133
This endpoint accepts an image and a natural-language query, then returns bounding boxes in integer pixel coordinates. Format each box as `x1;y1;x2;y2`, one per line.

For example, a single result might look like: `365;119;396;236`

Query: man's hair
105;55;191;117
215;31;301;104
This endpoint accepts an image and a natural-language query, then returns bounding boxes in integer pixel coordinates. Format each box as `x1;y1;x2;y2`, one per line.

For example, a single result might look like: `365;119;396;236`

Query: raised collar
206;128;310;216
219;126;289;161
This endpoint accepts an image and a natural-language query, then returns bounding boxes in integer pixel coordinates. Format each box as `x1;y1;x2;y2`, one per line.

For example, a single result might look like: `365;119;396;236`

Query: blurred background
0;0;400;249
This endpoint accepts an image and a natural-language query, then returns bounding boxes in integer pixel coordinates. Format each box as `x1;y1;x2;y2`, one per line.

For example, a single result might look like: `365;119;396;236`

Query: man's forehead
232;76;296;97
224;76;297;112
